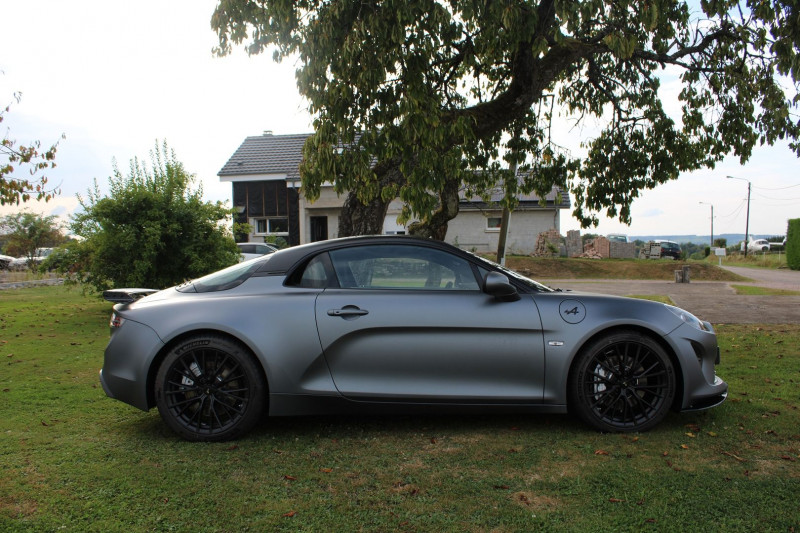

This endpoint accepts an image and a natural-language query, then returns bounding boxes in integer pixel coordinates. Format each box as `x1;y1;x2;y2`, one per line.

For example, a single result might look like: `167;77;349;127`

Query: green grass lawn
731;284;800;296
2;286;799;532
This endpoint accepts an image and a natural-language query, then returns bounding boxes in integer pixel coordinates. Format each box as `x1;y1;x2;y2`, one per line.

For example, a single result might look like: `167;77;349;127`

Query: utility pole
727;176;751;257
699;202;713;248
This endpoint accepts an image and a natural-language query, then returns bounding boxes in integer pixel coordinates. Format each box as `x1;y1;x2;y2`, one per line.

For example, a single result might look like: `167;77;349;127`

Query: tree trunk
337;158;405;237
337;192;391;237
407;177;461;240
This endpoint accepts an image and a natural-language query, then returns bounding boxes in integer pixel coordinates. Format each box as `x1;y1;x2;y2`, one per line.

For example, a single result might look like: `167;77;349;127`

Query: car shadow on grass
114;408;715;443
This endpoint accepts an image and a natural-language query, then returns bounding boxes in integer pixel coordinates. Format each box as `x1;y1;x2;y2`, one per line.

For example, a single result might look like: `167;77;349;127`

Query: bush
788;219;800;270
67;142;240;291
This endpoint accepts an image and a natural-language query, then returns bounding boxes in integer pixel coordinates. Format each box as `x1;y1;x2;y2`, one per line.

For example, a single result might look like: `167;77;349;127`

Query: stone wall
566;230;582;257
592;236;611;258
609;241;636;258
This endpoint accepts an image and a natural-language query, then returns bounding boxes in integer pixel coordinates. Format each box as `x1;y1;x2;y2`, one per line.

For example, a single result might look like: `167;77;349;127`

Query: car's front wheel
569;331;676;432
155;335;266;441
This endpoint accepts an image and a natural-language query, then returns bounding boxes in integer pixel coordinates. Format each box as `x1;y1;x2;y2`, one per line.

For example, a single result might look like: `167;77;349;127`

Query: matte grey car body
101;235;727;441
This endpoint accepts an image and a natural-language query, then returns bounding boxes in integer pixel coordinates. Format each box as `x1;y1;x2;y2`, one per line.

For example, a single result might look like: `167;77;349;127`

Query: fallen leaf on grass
722;451;745;462
680;444;689;450
283;511;297;518
320;467;333;473
780;455;797;462
594;450;610;456
283;475;297;481
608;498;624;503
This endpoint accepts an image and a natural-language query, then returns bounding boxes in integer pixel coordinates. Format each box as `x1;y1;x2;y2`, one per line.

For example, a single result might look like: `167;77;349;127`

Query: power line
751;191;800;201
752;183;800;191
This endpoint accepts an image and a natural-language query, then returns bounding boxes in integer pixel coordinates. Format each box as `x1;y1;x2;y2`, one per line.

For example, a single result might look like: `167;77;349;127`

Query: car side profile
747;239;770;252
101;236;727;441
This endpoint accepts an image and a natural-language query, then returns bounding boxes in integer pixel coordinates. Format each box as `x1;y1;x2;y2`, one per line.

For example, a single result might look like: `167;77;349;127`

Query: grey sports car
101;235;727;441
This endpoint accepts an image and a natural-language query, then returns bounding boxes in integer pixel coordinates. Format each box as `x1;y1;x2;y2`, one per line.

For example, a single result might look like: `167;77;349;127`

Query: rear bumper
101;319;164;411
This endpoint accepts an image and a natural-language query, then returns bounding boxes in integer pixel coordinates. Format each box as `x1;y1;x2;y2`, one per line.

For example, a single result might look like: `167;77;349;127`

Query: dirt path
543;265;800;324
720;265;800;291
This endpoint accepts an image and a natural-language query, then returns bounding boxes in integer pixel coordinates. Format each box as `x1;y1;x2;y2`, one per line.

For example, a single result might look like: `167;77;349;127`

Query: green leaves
214;0;800;233
65;141;240;291
1;94;64;206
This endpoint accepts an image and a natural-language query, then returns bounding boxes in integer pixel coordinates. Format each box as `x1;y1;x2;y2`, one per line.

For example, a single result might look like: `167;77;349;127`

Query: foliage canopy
1;92;63;205
0;210;64;263
213;0;800;237
66;142;239;291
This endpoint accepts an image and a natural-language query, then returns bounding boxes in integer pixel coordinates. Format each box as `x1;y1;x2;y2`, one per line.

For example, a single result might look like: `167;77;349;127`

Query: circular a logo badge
559;300;586;324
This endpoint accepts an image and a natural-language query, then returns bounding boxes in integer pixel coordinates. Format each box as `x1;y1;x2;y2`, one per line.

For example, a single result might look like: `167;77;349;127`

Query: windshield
463;250;554;292
177;257;266;293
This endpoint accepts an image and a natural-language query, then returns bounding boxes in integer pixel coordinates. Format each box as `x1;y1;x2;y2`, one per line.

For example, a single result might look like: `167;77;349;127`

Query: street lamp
726;175;751;257
699;201;714;248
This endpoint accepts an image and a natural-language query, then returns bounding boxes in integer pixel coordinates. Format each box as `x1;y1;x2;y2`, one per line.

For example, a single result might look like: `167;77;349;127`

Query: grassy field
504;256;748;281
2;286;799;532
731;285;800;296
711;252;790;270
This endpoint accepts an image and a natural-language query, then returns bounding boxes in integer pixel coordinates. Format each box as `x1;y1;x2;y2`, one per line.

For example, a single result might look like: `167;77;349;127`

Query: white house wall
298;186;405;243
445;209;560;254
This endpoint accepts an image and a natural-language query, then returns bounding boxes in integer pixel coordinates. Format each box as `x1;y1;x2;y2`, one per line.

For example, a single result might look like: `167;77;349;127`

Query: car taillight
109;313;124;328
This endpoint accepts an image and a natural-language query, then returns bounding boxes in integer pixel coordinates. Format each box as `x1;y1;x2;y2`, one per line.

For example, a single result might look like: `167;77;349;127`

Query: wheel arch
566;324;684;412
145;328;270;410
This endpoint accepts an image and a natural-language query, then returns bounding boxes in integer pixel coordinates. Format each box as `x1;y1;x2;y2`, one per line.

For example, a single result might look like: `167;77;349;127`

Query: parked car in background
236;242;278;262
101;235;727;441
653;240;681;260
606;233;628;243
8;248;53;270
0;254;14;270
747;239;771;253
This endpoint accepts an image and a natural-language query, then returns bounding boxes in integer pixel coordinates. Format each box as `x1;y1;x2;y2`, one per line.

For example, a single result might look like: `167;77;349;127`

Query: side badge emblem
559;299;586;324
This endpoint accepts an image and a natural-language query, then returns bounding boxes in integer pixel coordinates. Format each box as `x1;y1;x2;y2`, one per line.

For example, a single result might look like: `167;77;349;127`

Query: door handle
327;306;369;317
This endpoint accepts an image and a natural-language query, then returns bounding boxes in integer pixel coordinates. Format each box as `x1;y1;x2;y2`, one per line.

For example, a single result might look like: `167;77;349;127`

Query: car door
314;244;545;402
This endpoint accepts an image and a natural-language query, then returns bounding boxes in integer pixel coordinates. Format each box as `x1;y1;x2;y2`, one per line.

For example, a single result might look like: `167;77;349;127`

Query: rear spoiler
103;288;158;304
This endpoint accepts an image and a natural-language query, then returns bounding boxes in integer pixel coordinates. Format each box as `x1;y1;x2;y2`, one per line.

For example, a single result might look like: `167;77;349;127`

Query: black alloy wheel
155;335;266;441
569;331;677;432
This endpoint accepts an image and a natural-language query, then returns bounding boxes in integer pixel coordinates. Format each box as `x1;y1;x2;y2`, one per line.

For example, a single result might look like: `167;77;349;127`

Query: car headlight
664;304;709;332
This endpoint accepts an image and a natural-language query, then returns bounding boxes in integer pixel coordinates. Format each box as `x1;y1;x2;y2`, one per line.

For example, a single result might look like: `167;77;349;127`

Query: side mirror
484;272;520;302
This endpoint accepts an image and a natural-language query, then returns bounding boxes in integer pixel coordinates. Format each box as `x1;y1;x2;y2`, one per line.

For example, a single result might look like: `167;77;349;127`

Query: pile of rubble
531;228;563;257
575;238;605;259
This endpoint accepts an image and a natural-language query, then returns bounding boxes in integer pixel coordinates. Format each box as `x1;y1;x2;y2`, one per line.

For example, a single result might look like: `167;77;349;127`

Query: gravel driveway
543;266;800;324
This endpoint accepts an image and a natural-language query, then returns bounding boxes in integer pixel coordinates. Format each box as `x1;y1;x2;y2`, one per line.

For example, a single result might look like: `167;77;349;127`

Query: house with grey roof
218;132;570;254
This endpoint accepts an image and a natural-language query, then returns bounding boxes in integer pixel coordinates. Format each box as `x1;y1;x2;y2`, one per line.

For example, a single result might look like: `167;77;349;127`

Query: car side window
328;245;480;290
297;254;330;288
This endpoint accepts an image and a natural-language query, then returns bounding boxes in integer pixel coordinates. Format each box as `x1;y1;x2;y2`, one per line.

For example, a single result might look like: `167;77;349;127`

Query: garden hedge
788;218;800;270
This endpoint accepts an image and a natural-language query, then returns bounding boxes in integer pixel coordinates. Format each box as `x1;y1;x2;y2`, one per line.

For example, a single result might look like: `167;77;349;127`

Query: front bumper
665;322;728;411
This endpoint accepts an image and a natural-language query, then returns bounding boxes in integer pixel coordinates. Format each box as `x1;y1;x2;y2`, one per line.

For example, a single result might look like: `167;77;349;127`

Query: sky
2;0;798;240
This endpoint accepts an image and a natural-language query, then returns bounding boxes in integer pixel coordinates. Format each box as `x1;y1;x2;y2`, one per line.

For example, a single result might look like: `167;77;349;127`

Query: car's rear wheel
569;331;676;432
155;335;266;441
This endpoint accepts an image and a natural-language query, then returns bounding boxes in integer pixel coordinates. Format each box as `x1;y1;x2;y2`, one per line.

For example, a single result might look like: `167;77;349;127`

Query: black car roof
255;235;455;275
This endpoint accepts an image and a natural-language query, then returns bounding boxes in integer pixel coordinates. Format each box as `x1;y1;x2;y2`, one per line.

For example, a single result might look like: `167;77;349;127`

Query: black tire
569;331;676;432
155;335;266;441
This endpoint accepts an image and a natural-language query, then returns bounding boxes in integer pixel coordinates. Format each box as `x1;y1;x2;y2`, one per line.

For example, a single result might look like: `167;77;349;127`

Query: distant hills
624;233;785;245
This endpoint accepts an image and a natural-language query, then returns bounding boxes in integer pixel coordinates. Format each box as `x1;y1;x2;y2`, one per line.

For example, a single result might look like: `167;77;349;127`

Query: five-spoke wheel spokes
570;332;676;432
155;335;266;441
